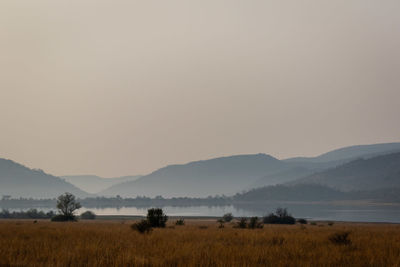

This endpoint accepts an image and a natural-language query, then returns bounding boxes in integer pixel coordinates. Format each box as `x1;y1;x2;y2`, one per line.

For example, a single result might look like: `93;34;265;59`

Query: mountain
0;158;89;198
100;143;400;198
291;152;400;191
249;166;314;189
62;175;142;194
247;143;400;189
285;142;400;166
100;154;290;198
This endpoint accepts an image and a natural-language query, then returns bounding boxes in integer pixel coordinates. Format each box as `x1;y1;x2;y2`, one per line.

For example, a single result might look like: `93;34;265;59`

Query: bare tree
53;193;81;221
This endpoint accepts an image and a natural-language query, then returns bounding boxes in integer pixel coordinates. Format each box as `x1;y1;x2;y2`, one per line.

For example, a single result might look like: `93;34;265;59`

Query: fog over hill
291;152;400;191
1;142;400;199
62;175;141;194
0;159;89;199
100;154;290;198
285;143;400;165
99;143;400;197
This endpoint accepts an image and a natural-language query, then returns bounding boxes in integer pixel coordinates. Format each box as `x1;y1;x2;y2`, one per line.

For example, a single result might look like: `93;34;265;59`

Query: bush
328;222;334;226
263;208;295;225
147;208;168;228
80;211;96;220
131;220;152;234
248;217;263;229
236;218;247;229
217;218;225;228
222;213;234;222
329;231;351;245
297;218;308;224
175;219;185;226
51;214;77;222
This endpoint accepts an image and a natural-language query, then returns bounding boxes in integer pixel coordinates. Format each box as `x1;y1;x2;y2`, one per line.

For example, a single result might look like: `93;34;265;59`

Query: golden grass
0;220;399;266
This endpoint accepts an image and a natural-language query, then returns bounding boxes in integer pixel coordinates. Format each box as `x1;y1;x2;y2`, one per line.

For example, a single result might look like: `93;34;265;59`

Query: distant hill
2;142;399;199
62;175;142;194
249;167;314;189
234;183;400;203
100;143;400;198
285;142;400;165
0;158;89;198
234;184;347;202
100;154;290;197
291;152;400;191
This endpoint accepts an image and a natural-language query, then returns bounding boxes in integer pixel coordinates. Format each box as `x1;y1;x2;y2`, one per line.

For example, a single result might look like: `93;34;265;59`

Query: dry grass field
0;219;399;267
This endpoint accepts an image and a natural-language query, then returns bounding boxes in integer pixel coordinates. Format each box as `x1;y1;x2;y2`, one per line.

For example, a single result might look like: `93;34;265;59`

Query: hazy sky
1;0;399;177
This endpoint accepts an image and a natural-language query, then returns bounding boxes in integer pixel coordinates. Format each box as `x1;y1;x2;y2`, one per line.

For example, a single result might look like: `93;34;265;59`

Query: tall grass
0;220;399;266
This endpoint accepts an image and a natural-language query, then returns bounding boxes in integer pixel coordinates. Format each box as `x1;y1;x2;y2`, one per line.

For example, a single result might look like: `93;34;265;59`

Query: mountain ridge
0;158;89;198
290;152;400;191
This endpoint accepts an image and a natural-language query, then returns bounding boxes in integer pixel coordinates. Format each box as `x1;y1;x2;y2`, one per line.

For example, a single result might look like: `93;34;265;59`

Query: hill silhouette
291;152;400;191
0;158;89;198
100;154;290;197
285;142;400;166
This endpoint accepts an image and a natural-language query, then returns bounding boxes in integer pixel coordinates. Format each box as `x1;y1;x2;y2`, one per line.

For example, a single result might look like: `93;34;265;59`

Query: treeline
1;184;400;210
0;209;55;219
0;195;231;209
80;195;231;208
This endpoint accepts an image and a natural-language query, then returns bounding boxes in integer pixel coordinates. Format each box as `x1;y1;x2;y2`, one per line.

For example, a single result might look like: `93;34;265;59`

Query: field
0;219;399;266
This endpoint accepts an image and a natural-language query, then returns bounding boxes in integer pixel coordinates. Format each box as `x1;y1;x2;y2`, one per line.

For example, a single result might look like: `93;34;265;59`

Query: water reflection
6;203;400;223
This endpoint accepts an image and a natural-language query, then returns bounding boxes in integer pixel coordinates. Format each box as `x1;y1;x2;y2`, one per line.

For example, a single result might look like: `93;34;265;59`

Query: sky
1;0;399;177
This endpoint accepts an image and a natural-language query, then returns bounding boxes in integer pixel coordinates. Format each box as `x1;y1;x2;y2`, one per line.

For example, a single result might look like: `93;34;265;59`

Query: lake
10;202;400;223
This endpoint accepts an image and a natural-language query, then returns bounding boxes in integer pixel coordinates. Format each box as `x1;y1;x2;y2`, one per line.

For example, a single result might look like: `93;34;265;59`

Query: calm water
11;203;400;223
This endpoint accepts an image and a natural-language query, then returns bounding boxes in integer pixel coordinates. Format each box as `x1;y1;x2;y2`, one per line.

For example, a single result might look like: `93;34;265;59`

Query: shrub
217;218;225;228
263;208;295;225
222;213;234;222
51;214;77;222
248;217;263;229
329;231;351;245
310;222;317;226
80;211;96;220
131;220;152;234
297;218;308;224
147;208;168;228
175;219;185;226
235;218;247;229
328;222;334;226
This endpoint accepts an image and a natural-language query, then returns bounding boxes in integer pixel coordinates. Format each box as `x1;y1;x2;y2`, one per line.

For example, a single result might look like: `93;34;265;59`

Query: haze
1;0;399;177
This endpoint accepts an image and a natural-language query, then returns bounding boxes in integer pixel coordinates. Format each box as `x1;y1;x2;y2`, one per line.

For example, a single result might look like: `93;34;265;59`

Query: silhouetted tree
52;193;81;221
146;208;168;228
